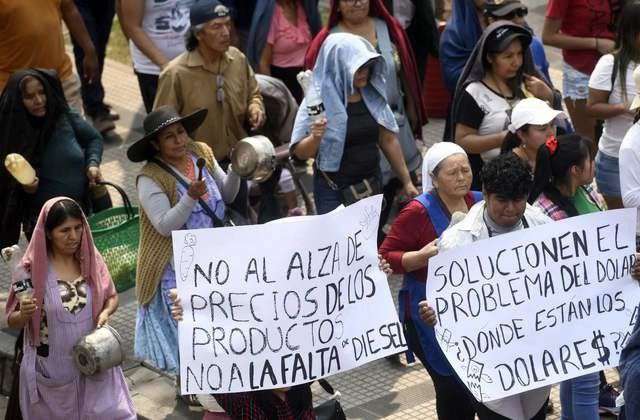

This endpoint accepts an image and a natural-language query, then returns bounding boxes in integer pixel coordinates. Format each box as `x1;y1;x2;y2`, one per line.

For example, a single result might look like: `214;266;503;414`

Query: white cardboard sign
173;195;406;394
426;208;640;402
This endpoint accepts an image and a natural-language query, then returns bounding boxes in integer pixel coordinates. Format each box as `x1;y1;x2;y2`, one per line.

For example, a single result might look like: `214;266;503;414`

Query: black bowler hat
126;106;208;163
190;0;230;27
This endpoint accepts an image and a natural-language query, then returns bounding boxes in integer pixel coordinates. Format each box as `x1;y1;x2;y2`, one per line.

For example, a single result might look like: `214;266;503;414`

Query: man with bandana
154;0;265;217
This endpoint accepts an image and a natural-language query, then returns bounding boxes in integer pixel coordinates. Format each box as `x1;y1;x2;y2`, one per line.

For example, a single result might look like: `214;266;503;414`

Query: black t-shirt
456;90;486;130
328;100;380;187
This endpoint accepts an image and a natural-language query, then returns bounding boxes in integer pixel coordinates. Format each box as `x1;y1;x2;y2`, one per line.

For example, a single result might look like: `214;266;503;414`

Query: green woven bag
88;182;139;292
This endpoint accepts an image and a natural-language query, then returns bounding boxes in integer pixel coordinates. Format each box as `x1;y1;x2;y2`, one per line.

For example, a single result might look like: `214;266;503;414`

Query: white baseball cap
508;98;566;133
630;65;640;111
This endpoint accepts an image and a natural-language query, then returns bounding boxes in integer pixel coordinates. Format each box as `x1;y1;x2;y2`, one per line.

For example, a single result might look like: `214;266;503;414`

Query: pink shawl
5;197;116;345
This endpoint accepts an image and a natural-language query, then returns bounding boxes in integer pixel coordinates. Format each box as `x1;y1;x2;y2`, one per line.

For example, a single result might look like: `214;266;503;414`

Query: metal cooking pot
72;324;124;376
230;135;276;183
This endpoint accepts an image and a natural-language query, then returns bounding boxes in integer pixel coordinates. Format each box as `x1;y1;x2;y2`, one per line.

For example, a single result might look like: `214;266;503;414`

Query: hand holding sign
377;255;392;275
418;301;437;327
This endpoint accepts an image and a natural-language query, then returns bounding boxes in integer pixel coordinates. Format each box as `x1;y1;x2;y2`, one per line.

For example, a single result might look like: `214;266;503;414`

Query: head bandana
422;143;468;193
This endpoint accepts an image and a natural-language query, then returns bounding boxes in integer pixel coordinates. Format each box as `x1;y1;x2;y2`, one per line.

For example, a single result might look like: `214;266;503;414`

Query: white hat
630;65;640;111
421;142;467;193
507;98;566;133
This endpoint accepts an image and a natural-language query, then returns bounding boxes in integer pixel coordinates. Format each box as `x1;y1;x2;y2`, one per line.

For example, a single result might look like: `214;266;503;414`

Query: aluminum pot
230;135;276;183
72;324;124;376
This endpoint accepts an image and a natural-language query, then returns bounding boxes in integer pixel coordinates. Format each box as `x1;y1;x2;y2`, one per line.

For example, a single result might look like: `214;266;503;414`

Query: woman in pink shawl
5;197;135;420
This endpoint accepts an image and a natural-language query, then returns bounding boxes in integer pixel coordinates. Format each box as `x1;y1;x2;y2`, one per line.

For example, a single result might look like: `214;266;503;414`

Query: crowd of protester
2;0;640;419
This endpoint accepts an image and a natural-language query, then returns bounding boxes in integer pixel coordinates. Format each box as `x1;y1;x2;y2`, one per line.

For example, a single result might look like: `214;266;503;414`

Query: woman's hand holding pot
96;310;110;327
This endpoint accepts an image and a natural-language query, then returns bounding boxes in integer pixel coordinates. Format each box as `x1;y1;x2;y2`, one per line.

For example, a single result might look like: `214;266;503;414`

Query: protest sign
426;208;640;402
172;195;406;394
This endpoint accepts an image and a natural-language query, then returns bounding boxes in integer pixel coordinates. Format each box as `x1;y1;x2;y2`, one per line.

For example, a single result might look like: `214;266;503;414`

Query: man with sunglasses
484;0;552;83
154;0;266;218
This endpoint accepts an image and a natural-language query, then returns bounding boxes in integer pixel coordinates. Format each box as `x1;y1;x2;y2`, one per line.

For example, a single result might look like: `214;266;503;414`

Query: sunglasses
502;7;528;20
216;75;224;103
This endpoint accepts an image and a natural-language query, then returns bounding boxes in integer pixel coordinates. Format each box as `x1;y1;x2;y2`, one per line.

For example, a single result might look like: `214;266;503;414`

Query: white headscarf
421;142;468;193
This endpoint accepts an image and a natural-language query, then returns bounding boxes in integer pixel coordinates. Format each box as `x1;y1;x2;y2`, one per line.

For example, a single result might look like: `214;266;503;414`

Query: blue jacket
290;33;398;172
439;0;482;92
530;36;551;84
246;0;322;70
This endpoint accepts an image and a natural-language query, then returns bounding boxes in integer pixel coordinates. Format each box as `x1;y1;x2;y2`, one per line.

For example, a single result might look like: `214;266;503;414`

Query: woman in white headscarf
379;142;481;420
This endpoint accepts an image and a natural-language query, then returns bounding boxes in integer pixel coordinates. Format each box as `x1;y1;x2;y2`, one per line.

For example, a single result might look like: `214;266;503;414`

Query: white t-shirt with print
129;0;190;75
588;54;638;158
457;81;516;162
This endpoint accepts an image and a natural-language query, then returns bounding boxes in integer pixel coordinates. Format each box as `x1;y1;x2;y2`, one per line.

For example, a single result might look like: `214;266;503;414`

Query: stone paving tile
384;400;438;420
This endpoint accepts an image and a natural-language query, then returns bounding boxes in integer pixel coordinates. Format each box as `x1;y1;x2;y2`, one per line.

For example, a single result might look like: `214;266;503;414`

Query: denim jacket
290;33;398;172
